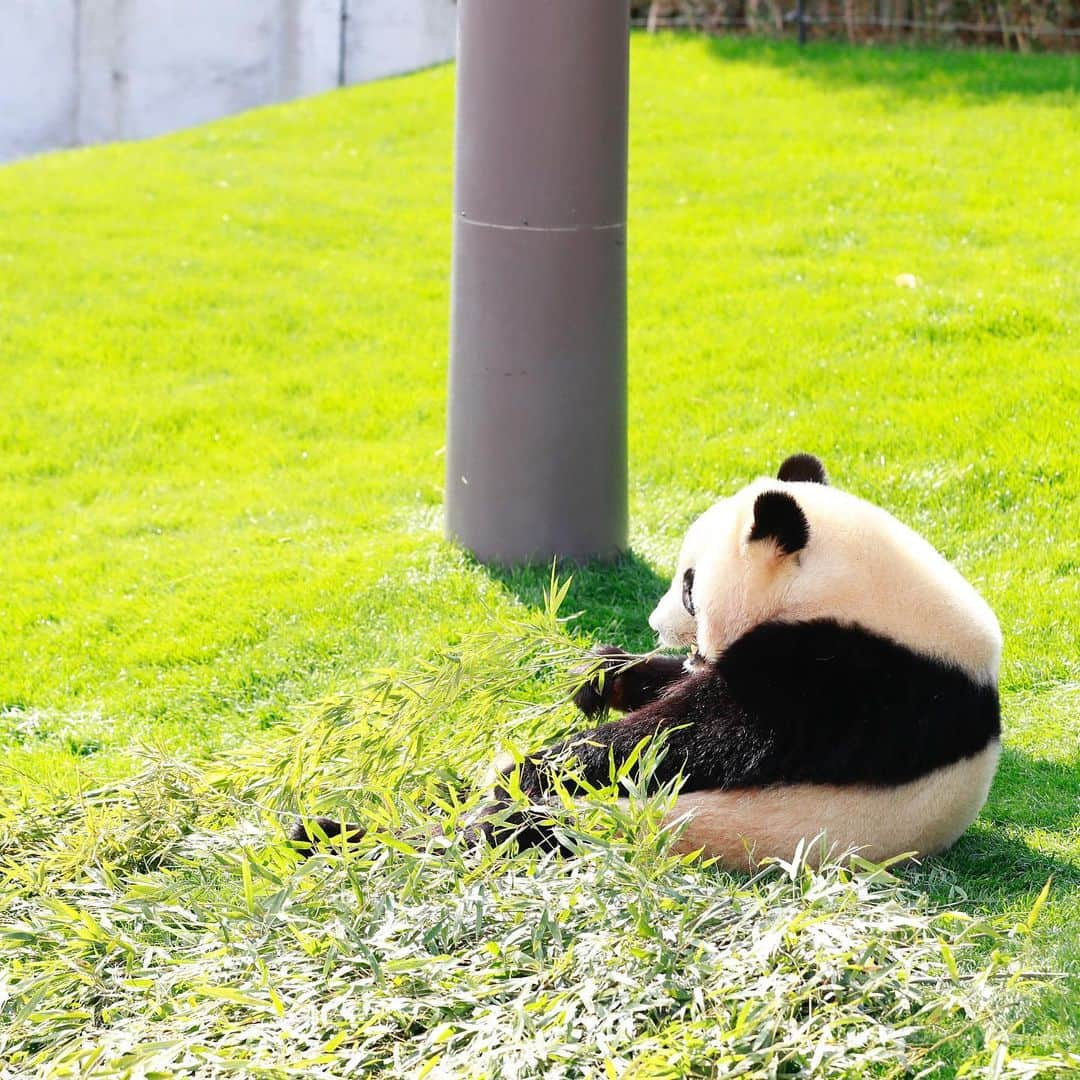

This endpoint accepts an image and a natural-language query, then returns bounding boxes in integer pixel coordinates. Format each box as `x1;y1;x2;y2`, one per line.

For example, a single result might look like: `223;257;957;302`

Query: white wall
346;0;457;82
0;0;457;163
0;4;79;161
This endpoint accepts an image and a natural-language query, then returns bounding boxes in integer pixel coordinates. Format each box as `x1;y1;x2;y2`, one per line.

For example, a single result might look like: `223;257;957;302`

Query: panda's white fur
651;743;999;868
649;478;1001;686
481;456;1003;871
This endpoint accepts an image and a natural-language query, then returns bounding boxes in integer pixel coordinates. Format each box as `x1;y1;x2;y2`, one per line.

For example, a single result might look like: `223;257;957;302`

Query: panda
476;452;1003;870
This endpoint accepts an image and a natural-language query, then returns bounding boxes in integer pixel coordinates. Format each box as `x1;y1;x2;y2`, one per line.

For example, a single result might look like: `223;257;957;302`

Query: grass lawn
1;35;1077;1075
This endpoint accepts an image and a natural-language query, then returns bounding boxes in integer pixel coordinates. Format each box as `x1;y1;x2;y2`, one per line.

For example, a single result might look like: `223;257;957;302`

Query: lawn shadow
699;35;1079;102
911;746;1080;904
930;825;1080;903
487;550;670;652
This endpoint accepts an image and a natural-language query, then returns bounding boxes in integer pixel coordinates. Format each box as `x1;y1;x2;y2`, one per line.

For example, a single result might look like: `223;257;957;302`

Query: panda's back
780;483;1002;687
711;616;1001;790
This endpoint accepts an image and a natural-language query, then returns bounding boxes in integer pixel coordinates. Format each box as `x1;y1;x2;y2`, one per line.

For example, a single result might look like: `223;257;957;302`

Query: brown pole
446;0;629;565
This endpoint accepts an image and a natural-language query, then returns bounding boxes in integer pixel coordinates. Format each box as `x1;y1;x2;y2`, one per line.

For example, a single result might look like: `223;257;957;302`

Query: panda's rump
636;739;1001;871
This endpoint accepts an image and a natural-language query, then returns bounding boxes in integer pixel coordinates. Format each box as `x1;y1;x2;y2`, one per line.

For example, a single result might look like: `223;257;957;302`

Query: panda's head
648;453;1001;684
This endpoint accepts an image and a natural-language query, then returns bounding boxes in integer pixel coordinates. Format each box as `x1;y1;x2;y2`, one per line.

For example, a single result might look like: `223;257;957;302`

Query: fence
630;1;1080;49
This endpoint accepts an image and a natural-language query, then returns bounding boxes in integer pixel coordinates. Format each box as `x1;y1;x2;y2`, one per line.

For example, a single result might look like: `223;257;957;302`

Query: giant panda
478;452;1003;869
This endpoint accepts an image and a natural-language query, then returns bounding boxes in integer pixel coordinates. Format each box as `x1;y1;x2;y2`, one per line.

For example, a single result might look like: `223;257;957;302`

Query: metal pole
445;0;629;565
798;0;808;44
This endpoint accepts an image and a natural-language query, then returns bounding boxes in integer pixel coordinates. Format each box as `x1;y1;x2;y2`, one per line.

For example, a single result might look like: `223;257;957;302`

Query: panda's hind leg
287;816;367;858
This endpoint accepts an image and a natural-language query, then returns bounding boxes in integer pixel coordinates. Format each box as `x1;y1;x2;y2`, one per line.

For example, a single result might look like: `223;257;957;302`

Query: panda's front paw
571;645;632;717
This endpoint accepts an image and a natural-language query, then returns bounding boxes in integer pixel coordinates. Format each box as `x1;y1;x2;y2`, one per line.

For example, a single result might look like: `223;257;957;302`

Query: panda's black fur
492;618;999;805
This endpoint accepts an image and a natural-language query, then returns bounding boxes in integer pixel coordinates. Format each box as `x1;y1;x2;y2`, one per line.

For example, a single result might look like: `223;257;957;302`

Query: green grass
1;36;1078;1074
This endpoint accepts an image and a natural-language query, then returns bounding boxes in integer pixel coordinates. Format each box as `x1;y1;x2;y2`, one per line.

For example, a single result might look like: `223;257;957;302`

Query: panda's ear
749;491;809;556
777;453;828;485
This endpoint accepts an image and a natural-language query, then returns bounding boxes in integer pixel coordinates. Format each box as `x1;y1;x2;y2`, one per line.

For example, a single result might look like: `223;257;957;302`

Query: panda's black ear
749;491;809;556
777;453;828;485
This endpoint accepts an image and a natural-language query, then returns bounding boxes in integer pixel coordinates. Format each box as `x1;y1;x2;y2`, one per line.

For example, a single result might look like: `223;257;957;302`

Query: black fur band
500;618;999;803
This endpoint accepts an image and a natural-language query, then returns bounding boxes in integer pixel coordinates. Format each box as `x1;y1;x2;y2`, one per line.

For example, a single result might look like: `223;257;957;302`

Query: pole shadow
486;550;671;651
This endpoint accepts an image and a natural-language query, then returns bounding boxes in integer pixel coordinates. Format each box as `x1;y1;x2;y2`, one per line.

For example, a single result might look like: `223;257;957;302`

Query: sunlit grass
0;35;1077;1071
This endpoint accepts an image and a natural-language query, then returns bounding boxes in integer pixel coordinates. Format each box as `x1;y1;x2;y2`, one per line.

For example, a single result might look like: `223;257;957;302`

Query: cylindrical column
446;0;629;565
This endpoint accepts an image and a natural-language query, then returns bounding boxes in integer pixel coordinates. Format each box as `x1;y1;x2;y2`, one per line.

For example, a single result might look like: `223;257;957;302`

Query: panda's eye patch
682;568;696;617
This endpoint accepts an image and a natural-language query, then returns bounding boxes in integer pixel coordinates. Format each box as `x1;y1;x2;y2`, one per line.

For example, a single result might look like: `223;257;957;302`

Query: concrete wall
0;4;79;162
0;0;457;163
346;0;458;82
